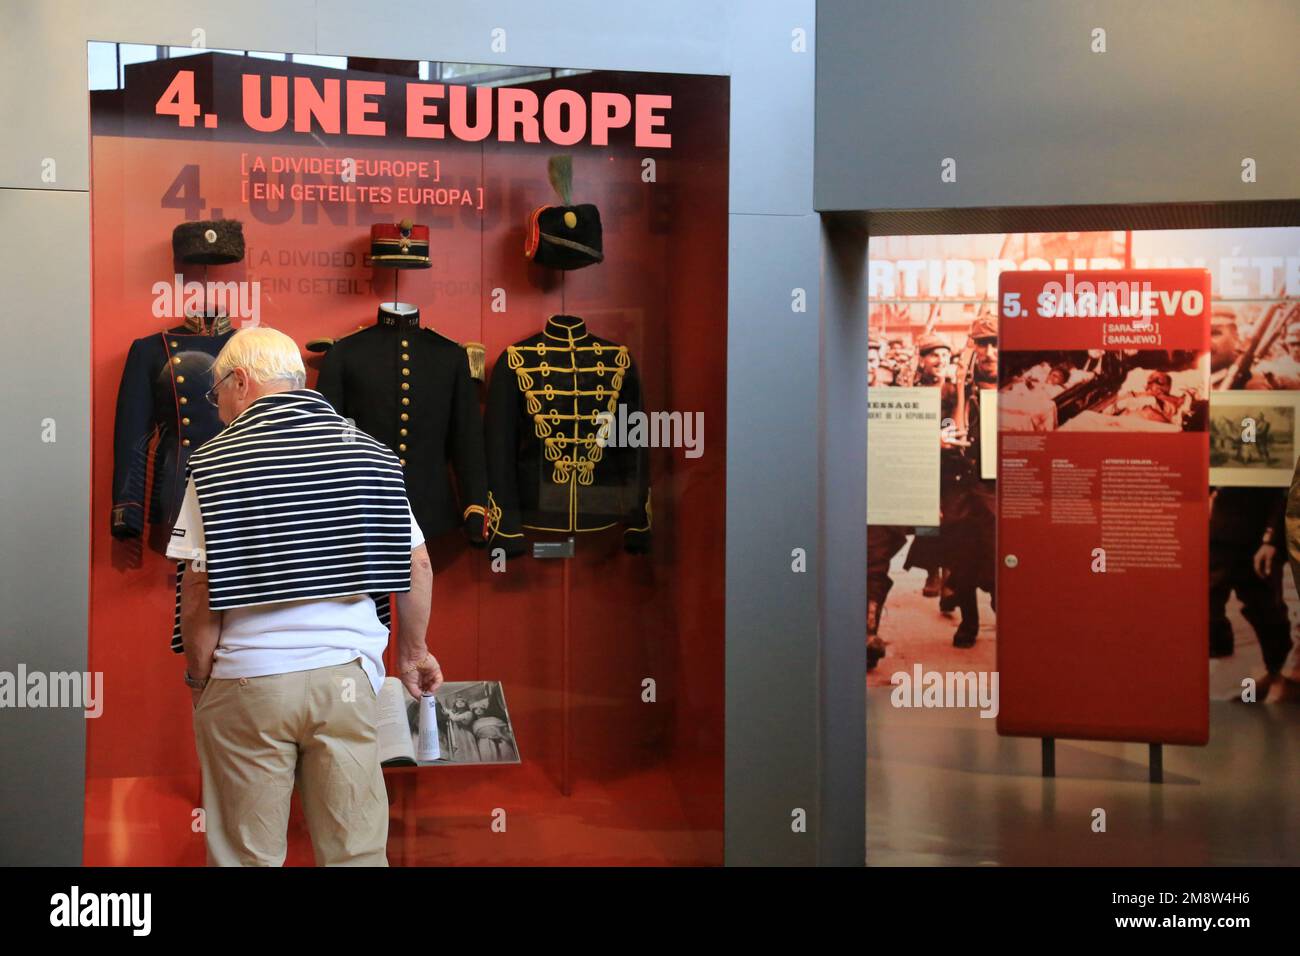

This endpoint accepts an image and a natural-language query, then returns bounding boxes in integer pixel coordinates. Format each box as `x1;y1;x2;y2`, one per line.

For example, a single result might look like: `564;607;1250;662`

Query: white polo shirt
167;476;424;695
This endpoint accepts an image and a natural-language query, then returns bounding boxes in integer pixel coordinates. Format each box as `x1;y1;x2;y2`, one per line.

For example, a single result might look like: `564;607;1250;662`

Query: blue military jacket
111;314;233;553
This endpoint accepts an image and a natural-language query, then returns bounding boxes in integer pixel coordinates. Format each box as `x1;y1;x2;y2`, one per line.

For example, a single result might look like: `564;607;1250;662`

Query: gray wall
0;188;91;867
817;215;868;864
815;0;1300;213
0;0;860;865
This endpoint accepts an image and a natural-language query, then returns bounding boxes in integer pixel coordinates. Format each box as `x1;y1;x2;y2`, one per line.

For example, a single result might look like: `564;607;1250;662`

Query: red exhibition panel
996;269;1210;745
84;53;726;865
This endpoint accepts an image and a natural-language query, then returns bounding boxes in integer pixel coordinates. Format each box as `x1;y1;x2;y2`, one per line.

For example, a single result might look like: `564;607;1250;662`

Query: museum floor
867;690;1300;866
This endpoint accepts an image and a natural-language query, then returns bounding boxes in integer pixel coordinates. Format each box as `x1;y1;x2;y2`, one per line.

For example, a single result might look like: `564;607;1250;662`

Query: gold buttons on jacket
179;396;188;405
182;417;191;426
398;443;407;452
401;353;409;361
182;438;191;447
401;368;410;377
401;382;410;391
176;375;185;384
170;340;179;348
400;413;409;421
401;339;409;347
402;397;410;406
400;458;407;466
172;356;181;365
399;429;408;437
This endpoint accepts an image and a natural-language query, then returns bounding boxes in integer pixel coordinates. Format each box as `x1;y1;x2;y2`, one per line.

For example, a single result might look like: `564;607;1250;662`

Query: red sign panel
996;269;1210;745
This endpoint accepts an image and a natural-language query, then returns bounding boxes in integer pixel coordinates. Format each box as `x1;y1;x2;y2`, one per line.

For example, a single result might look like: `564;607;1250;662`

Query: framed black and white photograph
1209;391;1300;487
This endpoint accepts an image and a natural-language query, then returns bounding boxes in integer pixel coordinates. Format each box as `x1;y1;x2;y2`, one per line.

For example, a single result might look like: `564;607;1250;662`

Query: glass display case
84;45;728;866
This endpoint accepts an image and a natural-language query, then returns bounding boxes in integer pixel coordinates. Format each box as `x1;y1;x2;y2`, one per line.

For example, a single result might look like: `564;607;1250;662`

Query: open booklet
378;677;522;767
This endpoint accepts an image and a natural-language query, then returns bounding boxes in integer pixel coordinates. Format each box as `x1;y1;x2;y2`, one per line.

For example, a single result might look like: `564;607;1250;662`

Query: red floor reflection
86;753;721;866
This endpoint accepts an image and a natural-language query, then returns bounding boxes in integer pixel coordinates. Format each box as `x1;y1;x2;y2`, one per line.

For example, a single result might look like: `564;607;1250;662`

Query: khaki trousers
193;658;389;866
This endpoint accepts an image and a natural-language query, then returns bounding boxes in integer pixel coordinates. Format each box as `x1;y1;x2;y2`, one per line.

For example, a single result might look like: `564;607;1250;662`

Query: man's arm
1253;489;1286;579
396;543;441;698
180;561;222;702
1286;468;1300;571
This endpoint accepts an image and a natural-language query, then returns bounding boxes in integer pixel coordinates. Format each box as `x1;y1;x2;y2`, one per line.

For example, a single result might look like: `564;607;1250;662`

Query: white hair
212;327;306;388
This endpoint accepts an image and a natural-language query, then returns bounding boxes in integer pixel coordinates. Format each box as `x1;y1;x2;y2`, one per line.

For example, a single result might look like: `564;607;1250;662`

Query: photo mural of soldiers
865;227;1300;701
866;334;911;671
1208;302;1300;701
867;311;999;676
1285;454;1300;702
901;333;953;605
866;316;998;670
939;315;998;647
1249;320;1300;391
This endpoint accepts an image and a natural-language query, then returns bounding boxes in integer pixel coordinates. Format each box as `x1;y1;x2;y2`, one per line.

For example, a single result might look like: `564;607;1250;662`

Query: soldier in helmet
1208;307;1241;389
902;333;955;601
882;336;912;387
1214;300;1300;390
942;315;998;647
914;333;952;386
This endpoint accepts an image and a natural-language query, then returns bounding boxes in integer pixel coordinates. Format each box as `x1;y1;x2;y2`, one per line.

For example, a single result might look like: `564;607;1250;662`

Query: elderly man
167;327;441;865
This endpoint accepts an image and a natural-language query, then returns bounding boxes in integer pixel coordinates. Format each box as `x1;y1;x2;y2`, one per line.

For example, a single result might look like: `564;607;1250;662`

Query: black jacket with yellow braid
485;314;651;556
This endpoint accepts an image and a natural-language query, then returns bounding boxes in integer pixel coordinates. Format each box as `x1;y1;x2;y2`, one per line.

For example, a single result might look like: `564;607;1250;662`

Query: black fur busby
172;220;245;265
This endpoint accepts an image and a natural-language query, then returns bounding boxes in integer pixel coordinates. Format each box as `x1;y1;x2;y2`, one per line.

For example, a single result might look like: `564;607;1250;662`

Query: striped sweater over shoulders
170;388;412;648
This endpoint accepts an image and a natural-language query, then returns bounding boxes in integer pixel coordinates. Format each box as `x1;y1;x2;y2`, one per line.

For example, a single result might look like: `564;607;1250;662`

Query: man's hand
395;542;437;698
398;652;444;700
180;563;221;703
1254;543;1277;579
940;421;970;449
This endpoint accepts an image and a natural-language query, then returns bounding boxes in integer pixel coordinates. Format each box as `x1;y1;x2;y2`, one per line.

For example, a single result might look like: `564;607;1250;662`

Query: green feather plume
547;155;573;206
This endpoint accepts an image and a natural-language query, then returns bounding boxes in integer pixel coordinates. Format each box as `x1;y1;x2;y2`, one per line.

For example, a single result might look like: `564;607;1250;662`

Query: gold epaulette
464;342;486;381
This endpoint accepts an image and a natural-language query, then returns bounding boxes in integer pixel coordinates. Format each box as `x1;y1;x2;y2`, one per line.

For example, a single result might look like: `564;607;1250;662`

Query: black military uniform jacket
1211;487;1285;549
316;311;490;544
111;314;234;552
939;379;995;521
485;314;651;554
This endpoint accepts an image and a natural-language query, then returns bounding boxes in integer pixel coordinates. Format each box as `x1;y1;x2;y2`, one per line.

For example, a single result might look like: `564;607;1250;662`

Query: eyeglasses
206;371;234;407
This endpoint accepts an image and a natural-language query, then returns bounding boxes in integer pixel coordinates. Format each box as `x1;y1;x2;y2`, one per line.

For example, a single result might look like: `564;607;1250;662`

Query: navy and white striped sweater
170;388;411;652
